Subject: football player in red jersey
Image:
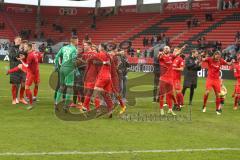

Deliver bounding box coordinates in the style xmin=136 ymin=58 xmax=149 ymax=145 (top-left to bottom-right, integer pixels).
xmin=32 ymin=43 xmax=43 ymax=101
xmin=108 ymin=46 xmax=126 ymax=114
xmin=18 ymin=43 xmax=40 ymax=110
xmin=172 ymin=47 xmax=185 ymax=110
xmin=201 ymin=51 xmax=232 ymax=115
xmin=79 ymin=42 xmax=101 ymax=111
xmin=232 ymin=54 xmax=240 ymax=110
xmin=93 ymin=43 xmax=114 ymax=116
xmin=158 ymin=46 xmax=176 ymax=116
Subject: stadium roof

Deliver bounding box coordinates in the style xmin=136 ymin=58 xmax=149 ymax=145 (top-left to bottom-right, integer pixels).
xmin=5 ymin=0 xmax=187 ymax=7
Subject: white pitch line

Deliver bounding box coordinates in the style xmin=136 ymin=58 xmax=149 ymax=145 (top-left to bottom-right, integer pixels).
xmin=0 ymin=148 xmax=240 ymax=156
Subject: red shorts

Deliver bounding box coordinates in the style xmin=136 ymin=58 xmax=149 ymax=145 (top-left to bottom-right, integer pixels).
xmin=159 ymin=78 xmax=173 ymax=95
xmin=26 ymin=72 xmax=40 ymax=86
xmin=84 ymin=82 xmax=95 ymax=90
xmin=95 ymin=77 xmax=112 ymax=93
xmin=173 ymin=79 xmax=182 ymax=91
xmin=206 ymin=79 xmax=220 ymax=93
xmin=235 ymin=82 xmax=240 ymax=94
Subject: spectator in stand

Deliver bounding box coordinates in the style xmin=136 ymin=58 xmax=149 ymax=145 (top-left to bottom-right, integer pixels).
xmin=149 ymin=49 xmax=154 ymax=58
xmin=157 ymin=34 xmax=162 ymax=42
xmin=144 ymin=50 xmax=148 ymax=58
xmin=187 ymin=19 xmax=191 ymax=29
xmin=83 ymin=34 xmax=91 ymax=43
xmin=151 ymin=36 xmax=154 ymax=46
xmin=136 ymin=48 xmax=141 ymax=58
xmin=197 ymin=37 xmax=206 ymax=50
xmin=153 ymin=35 xmax=158 ymax=46
xmin=192 ymin=17 xmax=199 ymax=27
xmin=128 ymin=46 xmax=135 ymax=57
xmin=216 ymin=41 xmax=222 ymax=50
xmin=0 ymin=22 xmax=5 ymax=30
xmin=232 ymin=0 xmax=236 ymax=8
xmin=71 ymin=28 xmax=77 ymax=36
xmin=222 ymin=40 xmax=240 ymax=59
xmin=40 ymin=32 xmax=45 ymax=39
xmin=225 ymin=1 xmax=229 ymax=9
xmin=165 ymin=37 xmax=170 ymax=46
xmin=53 ymin=24 xmax=63 ymax=33
xmin=206 ymin=13 xmax=213 ymax=21
xmin=143 ymin=37 xmax=147 ymax=47
xmin=38 ymin=43 xmax=45 ymax=52
xmin=19 ymin=29 xmax=31 ymax=39
xmin=146 ymin=37 xmax=149 ymax=46
xmin=235 ymin=31 xmax=240 ymax=41
xmin=91 ymin=14 xmax=96 ymax=30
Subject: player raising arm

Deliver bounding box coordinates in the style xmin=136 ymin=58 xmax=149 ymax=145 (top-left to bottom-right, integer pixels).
xmin=201 ymin=51 xmax=233 ymax=115
xmin=172 ymin=45 xmax=187 ymax=110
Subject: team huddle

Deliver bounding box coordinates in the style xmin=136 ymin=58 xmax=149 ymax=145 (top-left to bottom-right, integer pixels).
xmin=7 ymin=35 xmax=240 ymax=116
xmin=54 ymin=36 xmax=127 ymax=117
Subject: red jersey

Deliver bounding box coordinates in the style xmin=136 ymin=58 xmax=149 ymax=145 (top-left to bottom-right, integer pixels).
xmin=82 ymin=51 xmax=94 ymax=61
xmin=95 ymin=51 xmax=111 ymax=79
xmin=83 ymin=52 xmax=100 ymax=84
xmin=159 ymin=54 xmax=174 ymax=79
xmin=34 ymin=51 xmax=43 ymax=63
xmin=27 ymin=51 xmax=39 ymax=75
xmin=204 ymin=57 xmax=227 ymax=80
xmin=172 ymin=56 xmax=184 ymax=80
xmin=233 ymin=62 xmax=240 ymax=82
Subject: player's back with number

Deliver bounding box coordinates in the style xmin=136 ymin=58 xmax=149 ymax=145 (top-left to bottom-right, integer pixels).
xmin=55 ymin=45 xmax=77 ymax=68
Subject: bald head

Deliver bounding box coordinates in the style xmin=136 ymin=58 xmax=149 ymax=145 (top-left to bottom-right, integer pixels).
xmin=163 ymin=46 xmax=170 ymax=54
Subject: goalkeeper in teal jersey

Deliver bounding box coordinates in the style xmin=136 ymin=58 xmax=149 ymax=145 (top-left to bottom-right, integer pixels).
xmin=54 ymin=36 xmax=78 ymax=108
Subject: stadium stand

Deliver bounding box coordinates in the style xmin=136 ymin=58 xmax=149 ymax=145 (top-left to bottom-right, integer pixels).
xmin=0 ymin=4 xmax=240 ymax=55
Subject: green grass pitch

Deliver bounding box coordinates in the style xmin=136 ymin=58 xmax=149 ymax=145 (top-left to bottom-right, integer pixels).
xmin=0 ymin=61 xmax=240 ymax=160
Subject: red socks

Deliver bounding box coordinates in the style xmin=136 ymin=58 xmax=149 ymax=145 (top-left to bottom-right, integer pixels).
xmin=203 ymin=94 xmax=209 ymax=107
xmin=26 ymin=89 xmax=33 ymax=105
xmin=166 ymin=93 xmax=173 ymax=109
xmin=216 ymin=97 xmax=220 ymax=110
xmin=176 ymin=93 xmax=184 ymax=105
xmin=83 ymin=96 xmax=91 ymax=111
xmin=94 ymin=97 xmax=100 ymax=109
xmin=33 ymin=85 xmax=38 ymax=97
xmin=171 ymin=94 xmax=177 ymax=105
xmin=102 ymin=93 xmax=113 ymax=111
xmin=11 ymin=84 xmax=17 ymax=100
xmin=8 ymin=67 xmax=20 ymax=74
xmin=234 ymin=96 xmax=238 ymax=107
xmin=20 ymin=87 xmax=25 ymax=99
xmin=234 ymin=95 xmax=240 ymax=108
xmin=159 ymin=95 xmax=164 ymax=109
xmin=116 ymin=95 xmax=125 ymax=108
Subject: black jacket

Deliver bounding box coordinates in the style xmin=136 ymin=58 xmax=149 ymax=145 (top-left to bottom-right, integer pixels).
xmin=183 ymin=56 xmax=201 ymax=88
xmin=9 ymin=45 xmax=21 ymax=69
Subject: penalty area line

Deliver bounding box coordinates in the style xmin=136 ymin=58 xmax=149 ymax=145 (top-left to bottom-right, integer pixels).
xmin=0 ymin=148 xmax=240 ymax=156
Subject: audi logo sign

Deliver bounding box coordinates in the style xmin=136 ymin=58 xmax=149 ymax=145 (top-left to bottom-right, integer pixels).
xmin=165 ymin=2 xmax=189 ymax=10
xmin=59 ymin=8 xmax=77 ymax=15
